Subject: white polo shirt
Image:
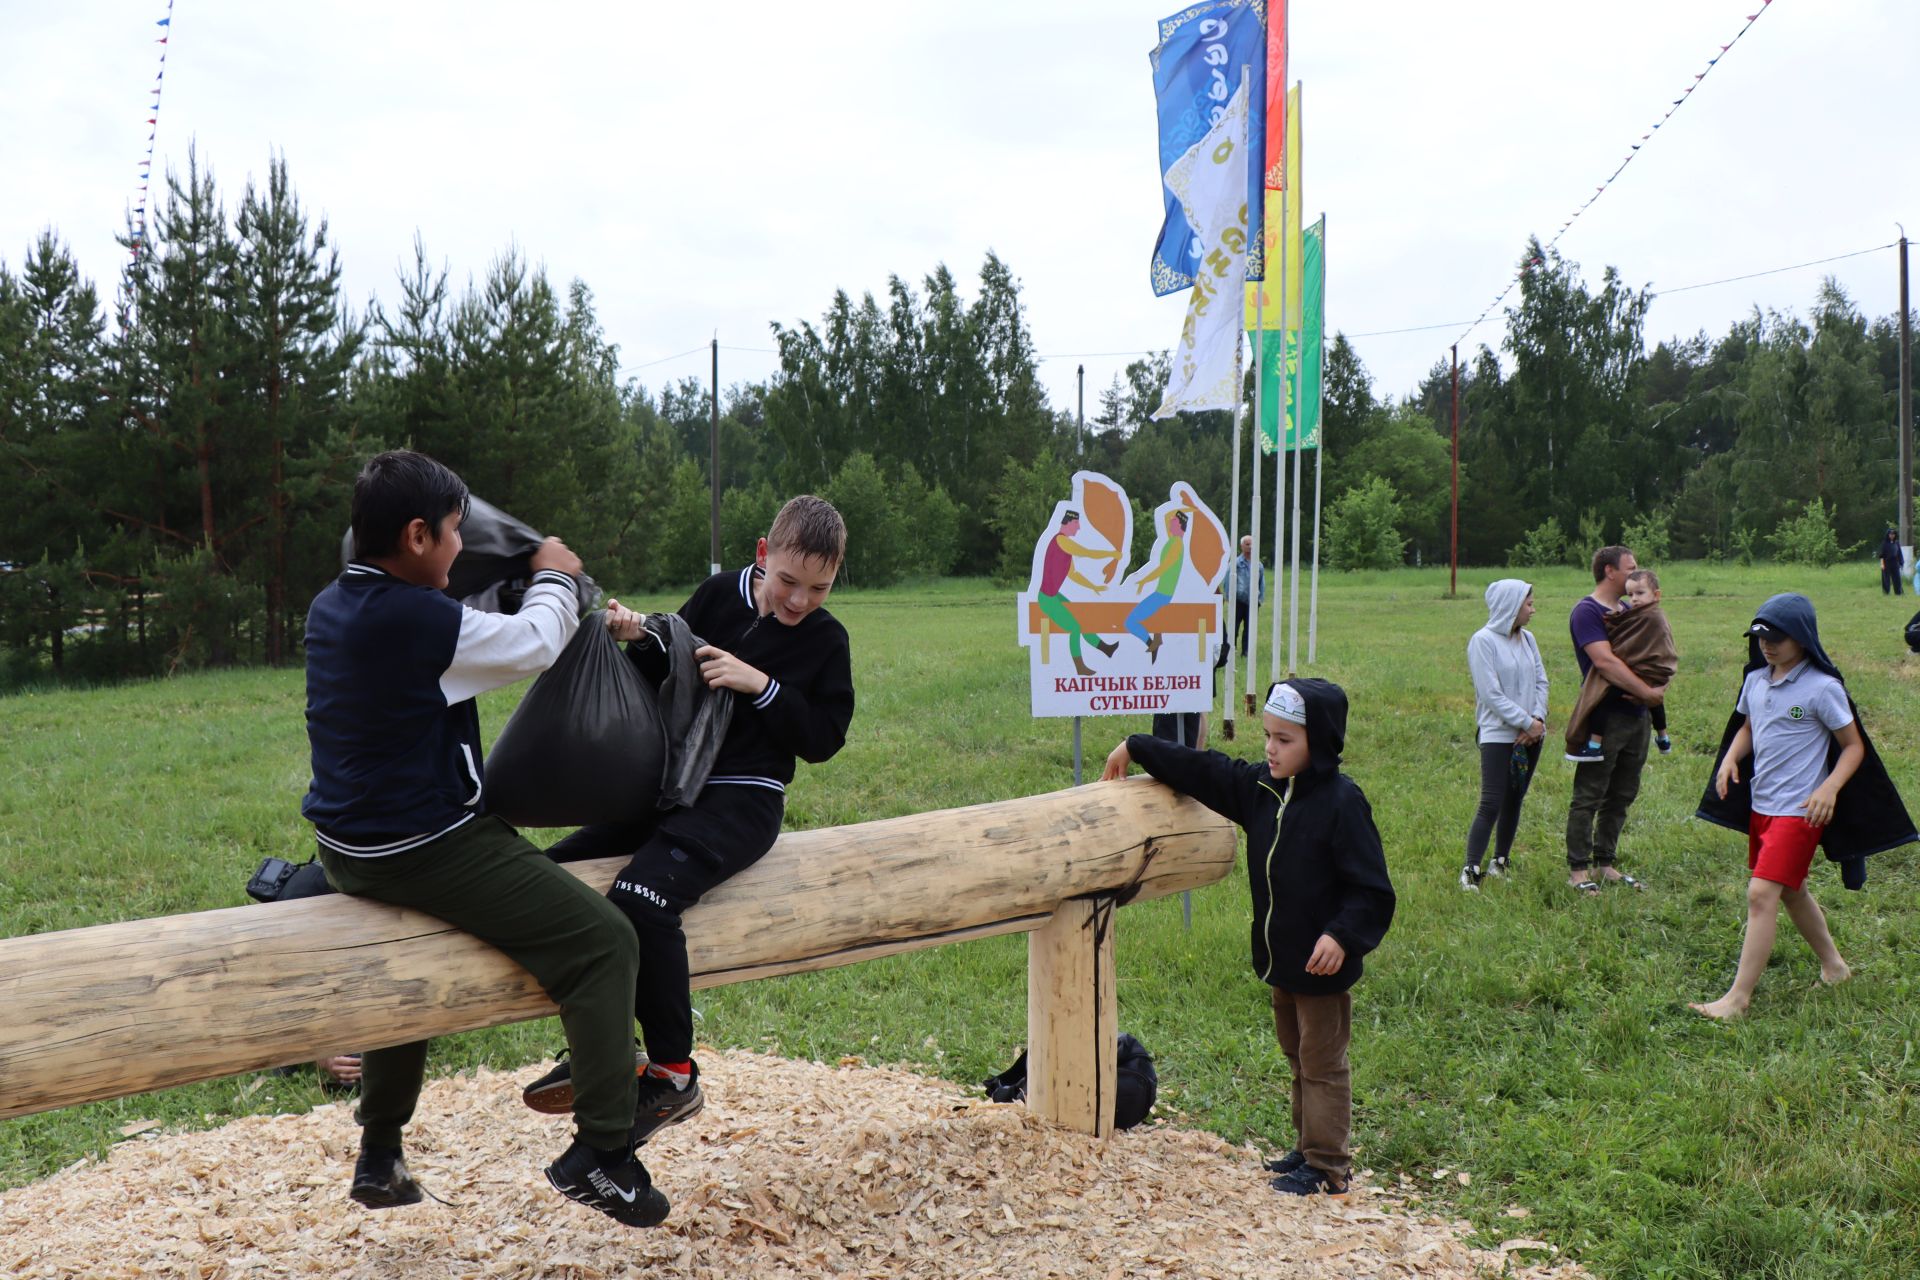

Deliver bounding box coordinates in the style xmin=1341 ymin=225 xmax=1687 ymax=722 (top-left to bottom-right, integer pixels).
xmin=1737 ymin=659 xmax=1853 ymax=818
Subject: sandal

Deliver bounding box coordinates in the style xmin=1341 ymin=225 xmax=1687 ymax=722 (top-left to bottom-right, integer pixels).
xmin=1570 ymin=879 xmax=1601 ymax=895
xmin=1615 ymin=873 xmax=1645 ymax=890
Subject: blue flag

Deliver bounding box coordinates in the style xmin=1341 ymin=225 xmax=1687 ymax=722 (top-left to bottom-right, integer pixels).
xmin=1149 ymin=0 xmax=1265 ymax=296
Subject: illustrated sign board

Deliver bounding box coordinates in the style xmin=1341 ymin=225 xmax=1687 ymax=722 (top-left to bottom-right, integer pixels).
xmin=1015 ymin=471 xmax=1227 ymax=718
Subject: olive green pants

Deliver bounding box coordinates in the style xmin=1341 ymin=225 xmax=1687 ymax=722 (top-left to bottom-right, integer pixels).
xmin=318 ymin=816 xmax=639 ymax=1150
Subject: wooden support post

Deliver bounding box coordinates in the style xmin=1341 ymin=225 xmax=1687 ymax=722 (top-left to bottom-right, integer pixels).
xmin=1025 ymin=895 xmax=1117 ymax=1136
xmin=1039 ymin=612 xmax=1052 ymax=664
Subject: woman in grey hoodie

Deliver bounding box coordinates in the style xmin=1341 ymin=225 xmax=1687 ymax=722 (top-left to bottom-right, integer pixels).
xmin=1463 ymin=579 xmax=1550 ymax=888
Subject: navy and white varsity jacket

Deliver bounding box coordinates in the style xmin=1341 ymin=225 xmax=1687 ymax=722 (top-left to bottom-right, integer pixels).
xmin=301 ymin=562 xmax=580 ymax=857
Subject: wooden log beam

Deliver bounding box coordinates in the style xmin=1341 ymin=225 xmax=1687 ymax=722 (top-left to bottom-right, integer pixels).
xmin=0 ymin=777 xmax=1233 ymax=1122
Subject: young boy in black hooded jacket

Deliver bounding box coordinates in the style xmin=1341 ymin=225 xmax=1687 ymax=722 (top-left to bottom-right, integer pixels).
xmin=1103 ymin=677 xmax=1395 ymax=1195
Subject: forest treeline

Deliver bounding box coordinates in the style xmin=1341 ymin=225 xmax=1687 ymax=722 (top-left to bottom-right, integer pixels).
xmin=1 ymin=151 xmax=1911 ymax=680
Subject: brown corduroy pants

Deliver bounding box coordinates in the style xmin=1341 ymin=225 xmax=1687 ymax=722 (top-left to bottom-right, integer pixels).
xmin=1269 ymin=986 xmax=1353 ymax=1182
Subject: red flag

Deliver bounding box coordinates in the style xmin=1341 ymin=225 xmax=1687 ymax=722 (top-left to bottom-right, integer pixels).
xmin=1263 ymin=1 xmax=1286 ymax=189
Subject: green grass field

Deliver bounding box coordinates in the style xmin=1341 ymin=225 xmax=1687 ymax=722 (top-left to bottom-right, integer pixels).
xmin=3 ymin=565 xmax=1918 ymax=1279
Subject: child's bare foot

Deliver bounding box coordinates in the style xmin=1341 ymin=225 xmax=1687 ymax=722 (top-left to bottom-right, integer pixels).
xmin=1819 ymin=960 xmax=1852 ymax=986
xmin=1688 ymin=994 xmax=1749 ymax=1020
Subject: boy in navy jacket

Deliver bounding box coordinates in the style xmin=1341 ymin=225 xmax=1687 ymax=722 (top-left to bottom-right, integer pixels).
xmin=1103 ymin=678 xmax=1395 ymax=1195
xmin=305 ymin=450 xmax=665 ymax=1228
xmin=526 ymin=496 xmax=855 ymax=1144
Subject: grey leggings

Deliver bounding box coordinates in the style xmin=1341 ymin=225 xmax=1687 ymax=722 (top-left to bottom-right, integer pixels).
xmin=1465 ymin=740 xmax=1541 ymax=870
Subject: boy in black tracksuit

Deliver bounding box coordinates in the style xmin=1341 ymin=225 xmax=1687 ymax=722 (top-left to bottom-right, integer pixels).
xmin=528 ymin=496 xmax=855 ymax=1143
xmin=1103 ymin=677 xmax=1395 ymax=1195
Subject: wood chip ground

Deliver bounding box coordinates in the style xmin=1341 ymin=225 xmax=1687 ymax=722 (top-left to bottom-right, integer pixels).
xmin=0 ymin=1050 xmax=1589 ymax=1279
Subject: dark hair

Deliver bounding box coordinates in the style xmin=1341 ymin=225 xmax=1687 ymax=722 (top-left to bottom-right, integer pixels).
xmin=1590 ymin=545 xmax=1633 ymax=583
xmin=351 ymin=450 xmax=470 ymax=560
xmin=767 ymin=494 xmax=846 ymax=566
xmin=1626 ymin=567 xmax=1659 ymax=591
xmin=1171 ymin=510 xmax=1190 ymax=531
xmin=1061 ymin=510 xmax=1081 ymax=525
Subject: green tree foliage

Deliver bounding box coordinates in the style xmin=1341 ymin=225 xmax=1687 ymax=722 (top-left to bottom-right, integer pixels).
xmin=1768 ymin=498 xmax=1855 ymax=567
xmin=1507 ymin=517 xmax=1570 ymax=569
xmin=7 ymin=153 xmax=1918 ymax=686
xmin=1324 ymin=477 xmax=1405 ymax=571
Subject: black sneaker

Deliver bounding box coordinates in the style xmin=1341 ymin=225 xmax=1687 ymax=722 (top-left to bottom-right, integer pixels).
xmin=1656 ymin=735 xmax=1673 ymax=755
xmin=1488 ymin=856 xmax=1510 ymax=879
xmin=522 ymin=1046 xmax=650 ymax=1115
xmin=1261 ymin=1149 xmax=1306 ymax=1176
xmin=544 ymin=1140 xmax=670 ymax=1228
xmin=1460 ymin=866 xmax=1482 ymax=891
xmin=350 ymin=1146 xmax=423 ymax=1209
xmin=1564 ymin=742 xmax=1605 ymax=763
xmin=630 ymin=1063 xmax=705 ymax=1147
xmin=1270 ymin=1163 xmax=1348 ymax=1196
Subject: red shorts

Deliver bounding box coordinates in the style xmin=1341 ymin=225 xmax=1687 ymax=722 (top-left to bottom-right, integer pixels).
xmin=1747 ymin=813 xmax=1824 ymax=890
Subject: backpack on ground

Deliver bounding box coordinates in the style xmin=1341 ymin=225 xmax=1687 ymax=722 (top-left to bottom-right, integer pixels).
xmin=980 ymin=1032 xmax=1159 ymax=1129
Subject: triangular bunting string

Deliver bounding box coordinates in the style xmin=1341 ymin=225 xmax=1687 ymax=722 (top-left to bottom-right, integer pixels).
xmin=1449 ymin=0 xmax=1777 ymax=347
xmin=128 ymin=0 xmax=176 ymax=269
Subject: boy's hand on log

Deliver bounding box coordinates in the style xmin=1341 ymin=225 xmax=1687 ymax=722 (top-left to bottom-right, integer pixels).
xmin=1100 ymin=742 xmax=1131 ymax=781
xmin=604 ymin=599 xmax=646 ymax=642
xmin=530 ymin=536 xmax=582 ymax=578
xmin=695 ymin=644 xmax=769 ymax=696
xmin=1304 ymin=933 xmax=1346 ymax=976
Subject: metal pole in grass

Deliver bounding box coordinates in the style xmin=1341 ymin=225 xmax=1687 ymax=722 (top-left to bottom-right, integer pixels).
xmin=1073 ymin=717 xmax=1082 ymax=786
xmin=710 ymin=337 xmax=722 ymax=576
xmin=1449 ymin=342 xmax=1460 ymax=599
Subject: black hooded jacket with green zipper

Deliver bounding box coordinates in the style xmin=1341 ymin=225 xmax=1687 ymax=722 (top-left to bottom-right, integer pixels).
xmin=1125 ymin=678 xmax=1395 ymax=996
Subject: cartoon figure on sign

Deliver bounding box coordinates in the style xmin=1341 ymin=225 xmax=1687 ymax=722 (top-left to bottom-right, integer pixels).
xmin=1017 ymin=473 xmax=1227 ymax=719
xmin=1036 ymin=509 xmax=1124 ymax=676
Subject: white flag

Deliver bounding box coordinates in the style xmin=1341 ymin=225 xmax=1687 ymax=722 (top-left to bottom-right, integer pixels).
xmin=1152 ymin=79 xmax=1251 ymax=420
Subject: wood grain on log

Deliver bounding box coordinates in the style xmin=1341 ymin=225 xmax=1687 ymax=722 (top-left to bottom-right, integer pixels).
xmin=0 ymin=777 xmax=1232 ymax=1121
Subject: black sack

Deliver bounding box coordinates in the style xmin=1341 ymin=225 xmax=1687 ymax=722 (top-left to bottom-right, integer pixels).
xmin=339 ymin=494 xmax=598 ymax=614
xmin=1904 ymin=607 xmax=1920 ymax=654
xmin=483 ymin=613 xmax=667 ymax=827
xmin=980 ymin=1032 xmax=1159 ymax=1129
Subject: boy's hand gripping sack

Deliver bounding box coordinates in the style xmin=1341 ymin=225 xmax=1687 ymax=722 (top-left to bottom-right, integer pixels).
xmin=484 ymin=613 xmax=667 ymax=826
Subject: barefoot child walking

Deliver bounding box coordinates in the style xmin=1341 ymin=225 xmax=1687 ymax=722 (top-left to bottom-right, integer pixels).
xmin=1691 ymin=593 xmax=1916 ymax=1018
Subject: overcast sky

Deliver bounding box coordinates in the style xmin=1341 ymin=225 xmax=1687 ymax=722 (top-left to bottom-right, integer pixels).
xmin=5 ymin=0 xmax=1915 ymax=422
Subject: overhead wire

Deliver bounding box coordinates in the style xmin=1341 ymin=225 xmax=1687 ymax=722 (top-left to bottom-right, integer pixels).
xmin=1450 ymin=0 xmax=1780 ymax=346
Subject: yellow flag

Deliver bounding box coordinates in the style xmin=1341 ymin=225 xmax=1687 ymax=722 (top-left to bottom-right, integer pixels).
xmin=1244 ymin=84 xmax=1301 ymax=331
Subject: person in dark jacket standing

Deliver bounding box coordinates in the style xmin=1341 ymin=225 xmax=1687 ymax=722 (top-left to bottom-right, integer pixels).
xmin=1102 ymin=678 xmax=1395 ymax=1196
xmin=1877 ymin=529 xmax=1904 ymax=595
xmin=527 ymin=496 xmax=855 ymax=1146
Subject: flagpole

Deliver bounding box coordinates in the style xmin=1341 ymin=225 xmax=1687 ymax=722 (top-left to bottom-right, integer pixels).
xmin=1268 ymin=5 xmax=1289 ymax=689
xmin=1307 ymin=220 xmax=1327 ymax=664
xmin=1246 ymin=259 xmax=1264 ymax=714
xmin=1286 ymin=85 xmax=1305 ymax=677
xmin=1220 ymin=64 xmax=1253 ymax=741
xmin=1268 ymin=180 xmax=1287 ymax=688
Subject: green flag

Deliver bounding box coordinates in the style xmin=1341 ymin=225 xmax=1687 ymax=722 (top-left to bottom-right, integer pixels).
xmin=1298 ymin=215 xmax=1324 ymax=449
xmin=1248 ymin=214 xmax=1324 ymax=451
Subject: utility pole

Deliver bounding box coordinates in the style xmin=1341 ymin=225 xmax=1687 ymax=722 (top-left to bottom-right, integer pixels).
xmin=1449 ymin=343 xmax=1460 ymax=599
xmin=1076 ymin=364 xmax=1085 ymax=456
xmin=710 ymin=337 xmax=721 ymax=575
xmin=1900 ymin=230 xmax=1913 ymax=572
